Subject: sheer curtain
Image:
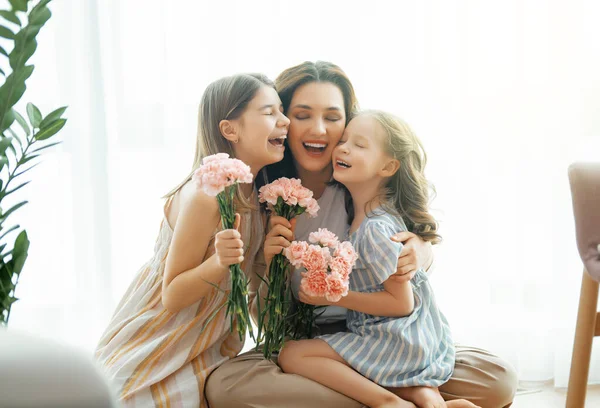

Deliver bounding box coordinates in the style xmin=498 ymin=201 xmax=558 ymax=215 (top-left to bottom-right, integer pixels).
xmin=8 ymin=0 xmax=600 ymax=388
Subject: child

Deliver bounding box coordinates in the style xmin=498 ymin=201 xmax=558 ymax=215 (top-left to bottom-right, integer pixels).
xmin=95 ymin=73 xmax=290 ymax=407
xmin=278 ymin=111 xmax=478 ymax=408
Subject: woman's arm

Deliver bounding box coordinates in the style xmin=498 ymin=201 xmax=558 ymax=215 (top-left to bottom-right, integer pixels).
xmin=390 ymin=231 xmax=434 ymax=282
xmin=162 ymin=184 xmax=244 ymax=314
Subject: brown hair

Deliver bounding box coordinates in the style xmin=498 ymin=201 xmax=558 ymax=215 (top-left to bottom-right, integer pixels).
xmin=262 ymin=61 xmax=358 ymax=183
xmin=165 ymin=73 xmax=274 ymax=208
xmin=358 ymin=110 xmax=441 ymax=244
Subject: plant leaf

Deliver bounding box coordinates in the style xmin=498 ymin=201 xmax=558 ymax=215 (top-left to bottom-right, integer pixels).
xmin=14 ymin=162 xmax=39 ymax=178
xmin=0 ymin=67 xmax=4 ymax=77
xmin=11 ymin=230 xmax=29 ymax=275
xmin=0 ymin=10 xmax=21 ymax=27
xmin=26 ymin=103 xmax=41 ymax=128
xmin=0 ymin=45 xmax=7 ymax=57
xmin=5 ymin=180 xmax=30 ymax=196
xmin=0 ymin=136 xmax=12 ymax=156
xmin=35 ymin=118 xmax=65 ymax=140
xmin=1 ymin=200 xmax=27 ymax=222
xmin=0 ymin=156 xmax=8 ymax=173
xmin=0 ymin=108 xmax=15 ymax=133
xmin=13 ymin=109 xmax=29 ymax=137
xmin=31 ymin=140 xmax=60 ymax=154
xmin=20 ymin=153 xmax=39 ymax=165
xmin=8 ymin=0 xmax=27 ymax=12
xmin=39 ymin=106 xmax=67 ymax=129
xmin=0 ymin=225 xmax=19 ymax=241
xmin=0 ymin=25 xmax=14 ymax=39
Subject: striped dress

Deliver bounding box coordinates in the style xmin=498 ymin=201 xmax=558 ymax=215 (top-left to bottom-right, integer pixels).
xmin=320 ymin=211 xmax=455 ymax=388
xmin=95 ymin=194 xmax=264 ymax=407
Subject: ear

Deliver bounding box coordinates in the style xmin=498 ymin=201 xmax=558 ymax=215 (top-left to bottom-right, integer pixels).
xmin=379 ymin=158 xmax=400 ymax=178
xmin=219 ymin=119 xmax=240 ymax=143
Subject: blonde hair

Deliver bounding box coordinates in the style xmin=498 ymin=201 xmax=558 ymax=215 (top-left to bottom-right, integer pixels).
xmin=165 ymin=73 xmax=274 ymax=208
xmin=361 ymin=110 xmax=441 ymax=244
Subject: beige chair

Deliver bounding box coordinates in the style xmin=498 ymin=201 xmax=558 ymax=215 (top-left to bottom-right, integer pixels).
xmin=566 ymin=162 xmax=600 ymax=408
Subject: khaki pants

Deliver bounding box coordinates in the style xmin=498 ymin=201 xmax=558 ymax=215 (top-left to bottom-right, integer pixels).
xmin=205 ymin=342 xmax=517 ymax=408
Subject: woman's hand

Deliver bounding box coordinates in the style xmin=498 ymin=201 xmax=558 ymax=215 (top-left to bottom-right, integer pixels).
xmin=298 ymin=288 xmax=331 ymax=307
xmin=214 ymin=213 xmax=244 ymax=268
xmin=389 ymin=231 xmax=433 ymax=282
xmin=264 ymin=215 xmax=296 ymax=267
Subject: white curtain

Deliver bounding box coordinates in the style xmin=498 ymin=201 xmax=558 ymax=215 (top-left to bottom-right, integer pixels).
xmin=7 ymin=0 xmax=600 ymax=388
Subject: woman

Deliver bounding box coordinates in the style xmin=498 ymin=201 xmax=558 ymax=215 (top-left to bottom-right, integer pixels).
xmin=205 ymin=61 xmax=517 ymax=408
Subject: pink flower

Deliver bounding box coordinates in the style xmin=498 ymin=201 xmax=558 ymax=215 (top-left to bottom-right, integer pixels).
xmin=193 ymin=154 xmax=253 ymax=196
xmin=309 ymin=228 xmax=340 ymax=248
xmin=284 ymin=241 xmax=309 ymax=268
xmin=329 ymin=256 xmax=352 ymax=280
xmin=258 ymin=177 xmax=319 ymax=218
xmin=300 ymin=270 xmax=328 ymax=297
xmin=334 ymin=241 xmax=359 ymax=265
xmin=302 ymin=244 xmax=331 ymax=273
xmin=303 ymin=199 xmax=320 ymax=217
xmin=325 ymin=273 xmax=349 ymax=302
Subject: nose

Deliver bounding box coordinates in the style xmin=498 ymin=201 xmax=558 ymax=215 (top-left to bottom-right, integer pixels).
xmin=278 ymin=112 xmax=290 ymax=128
xmin=337 ymin=142 xmax=349 ymax=154
xmin=312 ymin=119 xmax=326 ymax=136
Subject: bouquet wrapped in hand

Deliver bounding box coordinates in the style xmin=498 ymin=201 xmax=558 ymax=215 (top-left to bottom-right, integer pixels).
xmin=256 ymin=177 xmax=319 ymax=358
xmin=285 ymin=228 xmax=359 ymax=339
xmin=193 ymin=153 xmax=254 ymax=341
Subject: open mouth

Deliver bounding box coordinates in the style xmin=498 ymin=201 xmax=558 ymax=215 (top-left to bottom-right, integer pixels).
xmin=335 ymin=159 xmax=351 ymax=168
xmin=268 ymin=135 xmax=286 ymax=147
xmin=303 ymin=141 xmax=328 ymax=154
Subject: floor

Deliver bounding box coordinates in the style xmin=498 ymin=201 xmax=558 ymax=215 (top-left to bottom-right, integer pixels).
xmin=512 ymin=383 xmax=600 ymax=407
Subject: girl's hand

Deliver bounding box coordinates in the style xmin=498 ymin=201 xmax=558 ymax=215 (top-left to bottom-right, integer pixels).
xmin=214 ymin=213 xmax=244 ymax=268
xmin=298 ymin=288 xmax=331 ymax=306
xmin=389 ymin=231 xmax=433 ymax=282
xmin=264 ymin=215 xmax=296 ymax=267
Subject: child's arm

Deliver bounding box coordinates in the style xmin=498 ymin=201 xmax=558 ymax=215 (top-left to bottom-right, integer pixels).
xmin=302 ymin=278 xmax=414 ymax=318
xmin=162 ymin=185 xmax=243 ymax=314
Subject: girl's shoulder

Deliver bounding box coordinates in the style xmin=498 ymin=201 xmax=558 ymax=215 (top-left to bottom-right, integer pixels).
xmin=363 ymin=210 xmax=407 ymax=235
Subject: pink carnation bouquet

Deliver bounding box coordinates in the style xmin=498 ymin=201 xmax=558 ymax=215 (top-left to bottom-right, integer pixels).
xmin=256 ymin=177 xmax=319 ymax=359
xmin=192 ymin=153 xmax=254 ymax=341
xmin=285 ymin=229 xmax=358 ymax=339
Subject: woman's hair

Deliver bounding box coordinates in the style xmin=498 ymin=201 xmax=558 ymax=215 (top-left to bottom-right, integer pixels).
xmin=262 ymin=61 xmax=359 ymax=183
xmin=165 ymin=73 xmax=274 ymax=208
xmin=355 ymin=110 xmax=441 ymax=244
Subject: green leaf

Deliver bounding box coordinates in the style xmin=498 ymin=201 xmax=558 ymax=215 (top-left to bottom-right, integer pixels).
xmin=0 ymin=136 xmax=12 ymax=155
xmin=1 ymin=295 xmax=18 ymax=309
xmin=26 ymin=102 xmax=41 ymax=128
xmin=0 ymin=108 xmax=15 ymax=133
xmin=0 ymin=156 xmax=8 ymax=173
xmin=14 ymin=162 xmax=38 ymax=178
xmin=1 ymin=200 xmax=27 ymax=223
xmin=11 ymin=230 xmax=29 ymax=275
xmin=31 ymin=140 xmax=60 ymax=154
xmin=5 ymin=181 xmax=29 ymax=196
xmin=8 ymin=0 xmax=27 ymax=12
xmin=0 ymin=67 xmax=4 ymax=77
xmin=39 ymin=106 xmax=67 ymax=129
xmin=13 ymin=110 xmax=30 ymax=136
xmin=9 ymin=37 xmax=36 ymax=70
xmin=0 ymin=25 xmax=14 ymax=39
xmin=0 ymin=10 xmax=21 ymax=26
xmin=0 ymin=225 xmax=19 ymax=241
xmin=20 ymin=153 xmax=38 ymax=165
xmin=0 ymin=45 xmax=7 ymax=57
xmin=28 ymin=3 xmax=51 ymax=28
xmin=34 ymin=118 xmax=65 ymax=140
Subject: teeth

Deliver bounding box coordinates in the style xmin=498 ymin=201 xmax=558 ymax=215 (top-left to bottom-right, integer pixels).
xmin=270 ymin=135 xmax=287 ymax=140
xmin=336 ymin=160 xmax=351 ymax=167
xmin=304 ymin=142 xmax=327 ymax=148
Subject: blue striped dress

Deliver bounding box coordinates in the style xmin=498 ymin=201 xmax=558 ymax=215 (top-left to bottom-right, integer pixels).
xmin=319 ymin=211 xmax=455 ymax=388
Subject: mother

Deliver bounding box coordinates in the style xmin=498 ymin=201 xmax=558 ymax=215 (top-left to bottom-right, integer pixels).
xmin=205 ymin=61 xmax=517 ymax=408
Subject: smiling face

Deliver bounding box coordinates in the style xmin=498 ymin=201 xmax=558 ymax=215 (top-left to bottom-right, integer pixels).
xmin=332 ymin=114 xmax=395 ymax=187
xmin=230 ymin=86 xmax=290 ymax=172
xmin=285 ymin=82 xmax=347 ymax=175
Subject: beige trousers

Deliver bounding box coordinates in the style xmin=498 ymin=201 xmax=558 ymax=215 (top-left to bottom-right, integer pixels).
xmin=205 ymin=343 xmax=517 ymax=408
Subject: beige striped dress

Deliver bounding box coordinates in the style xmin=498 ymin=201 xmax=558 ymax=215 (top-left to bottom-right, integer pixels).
xmin=95 ymin=195 xmax=264 ymax=407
